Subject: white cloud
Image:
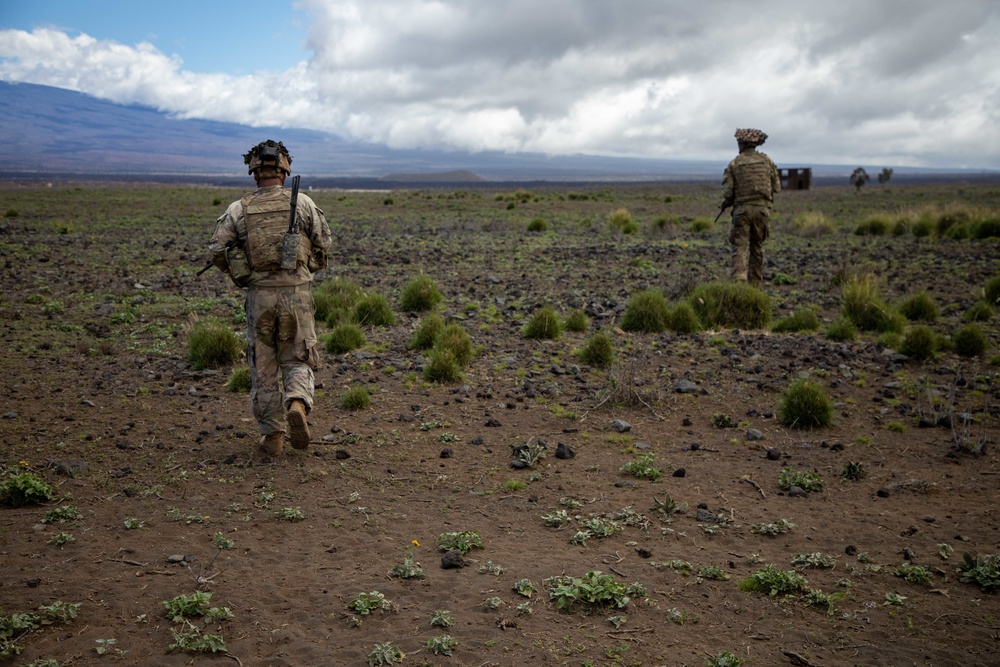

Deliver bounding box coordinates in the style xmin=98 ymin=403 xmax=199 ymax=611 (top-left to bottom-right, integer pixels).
xmin=2 ymin=0 xmax=1000 ymax=168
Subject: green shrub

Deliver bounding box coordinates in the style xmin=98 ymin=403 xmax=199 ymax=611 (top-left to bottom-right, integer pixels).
xmin=352 ymin=292 xmax=395 ymax=327
xmin=898 ymin=291 xmax=939 ymax=322
xmin=965 ymin=301 xmax=994 ymax=322
xmin=424 ymin=348 xmax=462 ymax=383
xmin=186 ymin=319 xmax=243 ymax=370
xmin=687 ymin=281 xmax=771 ymax=330
xmin=738 ymin=564 xmax=808 ymax=597
xmin=325 ymin=322 xmax=366 ymax=354
xmin=791 ymin=211 xmax=834 ymax=237
xmin=985 ymin=276 xmax=1000 ymax=305
xmin=824 ymin=318 xmax=857 ymax=342
xmin=944 ymin=224 xmax=970 ymax=240
xmin=523 ymin=307 xmax=561 ymax=340
xmin=840 ymin=274 xmax=905 ymax=333
xmin=689 ymin=217 xmax=715 ymax=233
xmin=890 ymin=218 xmax=911 ymax=236
xmin=527 ymin=217 xmax=548 ymax=232
xmin=0 ymin=472 xmax=55 ymax=507
xmin=437 ymin=323 xmax=474 ymax=366
xmin=771 ymin=309 xmax=820 ymax=333
xmin=899 ymin=325 xmax=938 ymax=360
xmin=653 ymin=214 xmax=682 ymax=232
xmin=778 ymin=379 xmax=834 ymax=430
xmin=563 ymin=309 xmax=590 ymax=333
xmin=409 ymin=314 xmax=445 ymax=350
xmin=877 ymin=332 xmax=904 ymax=350
xmin=854 ymin=215 xmax=890 ymax=236
xmin=578 ymin=332 xmax=614 ymax=368
xmin=911 ymin=218 xmax=934 ymax=237
xmin=668 ymin=301 xmax=702 ymax=334
xmin=341 ymin=385 xmax=371 ymax=410
xmin=953 ymin=323 xmax=988 ymax=357
xmin=226 ymin=365 xmax=251 ymax=393
xmin=620 ymin=289 xmax=669 ymax=333
xmin=399 ymin=275 xmax=442 ymax=313
xmin=778 ymin=467 xmax=824 ymax=492
xmin=608 ymin=208 xmax=634 ymax=233
xmin=973 ymin=218 xmax=1000 ymax=239
xmin=314 ymin=278 xmax=363 ymax=324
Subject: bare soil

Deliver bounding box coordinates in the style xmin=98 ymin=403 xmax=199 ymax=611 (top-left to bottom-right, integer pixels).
xmin=1 ymin=180 xmax=999 ymax=667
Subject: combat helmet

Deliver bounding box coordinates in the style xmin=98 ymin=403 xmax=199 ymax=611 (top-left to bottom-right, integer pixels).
xmin=735 ymin=128 xmax=767 ymax=148
xmin=243 ymin=140 xmax=292 ymax=176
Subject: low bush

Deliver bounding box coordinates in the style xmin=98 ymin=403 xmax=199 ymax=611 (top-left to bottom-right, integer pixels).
xmin=325 ymin=322 xmax=366 ymax=354
xmin=0 ymin=472 xmax=55 ymax=507
xmin=973 ymin=217 xmax=1000 ymax=239
xmin=341 ymin=385 xmax=371 ymax=411
xmin=187 ymin=319 xmax=243 ymax=370
xmin=563 ymin=308 xmax=590 ymax=333
xmin=985 ymin=276 xmax=1000 ymax=305
xmin=779 ymin=379 xmax=834 ymax=430
xmin=854 ymin=215 xmax=890 ymax=236
xmin=352 ymin=292 xmax=395 ymax=327
xmin=689 ymin=217 xmax=715 ymax=233
xmin=898 ymin=291 xmax=939 ymax=322
xmin=899 ymin=325 xmax=938 ymax=360
xmin=621 ymin=289 xmax=669 ymax=333
xmin=523 ymin=307 xmax=561 ymax=340
xmin=965 ymin=301 xmax=994 ymax=322
xmin=840 ymin=274 xmax=905 ymax=333
xmin=424 ymin=348 xmax=462 ymax=383
xmin=825 ymin=318 xmax=857 ymax=342
xmin=791 ymin=211 xmax=835 ymax=237
xmin=608 ymin=208 xmax=634 ymax=233
xmin=409 ymin=314 xmax=445 ymax=350
xmin=687 ymin=281 xmax=771 ymax=330
xmin=314 ymin=278 xmax=363 ymax=324
xmin=226 ymin=365 xmax=251 ymax=393
xmin=772 ymin=309 xmax=820 ymax=333
xmin=437 ymin=323 xmax=474 ymax=366
xmin=527 ymin=217 xmax=548 ymax=232
xmin=668 ymin=301 xmax=701 ymax=334
xmin=399 ymin=275 xmax=442 ymax=313
xmin=578 ymin=332 xmax=614 ymax=368
xmin=953 ymin=323 xmax=988 ymax=357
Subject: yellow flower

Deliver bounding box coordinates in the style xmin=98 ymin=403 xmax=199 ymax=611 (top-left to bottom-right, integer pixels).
xmin=411 ymin=540 xmax=420 ymax=547
xmin=19 ymin=460 xmax=30 ymax=467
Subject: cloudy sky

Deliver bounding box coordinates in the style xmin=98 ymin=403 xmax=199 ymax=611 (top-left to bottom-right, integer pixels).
xmin=2 ymin=1 xmax=999 ymax=169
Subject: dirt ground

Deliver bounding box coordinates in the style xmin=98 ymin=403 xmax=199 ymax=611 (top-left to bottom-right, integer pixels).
xmin=1 ymin=180 xmax=999 ymax=667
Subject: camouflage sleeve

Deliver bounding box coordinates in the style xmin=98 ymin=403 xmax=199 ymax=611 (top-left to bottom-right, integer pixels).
xmin=301 ymin=195 xmax=332 ymax=253
xmin=769 ymin=156 xmax=782 ymax=194
xmin=208 ymin=202 xmax=240 ymax=272
xmin=721 ymin=161 xmax=736 ymax=208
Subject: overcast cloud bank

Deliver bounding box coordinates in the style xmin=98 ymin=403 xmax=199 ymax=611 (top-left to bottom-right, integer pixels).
xmin=2 ymin=1 xmax=998 ymax=169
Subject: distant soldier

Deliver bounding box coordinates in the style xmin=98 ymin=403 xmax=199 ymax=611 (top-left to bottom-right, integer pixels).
xmin=721 ymin=128 xmax=781 ymax=287
xmin=208 ymin=140 xmax=332 ymax=456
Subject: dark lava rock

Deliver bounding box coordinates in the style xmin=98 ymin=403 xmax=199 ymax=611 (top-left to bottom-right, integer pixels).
xmin=675 ymin=379 xmax=699 ymax=394
xmin=335 ymin=450 xmax=351 ymax=460
xmin=745 ymin=428 xmax=764 ymax=441
xmin=672 ymin=468 xmax=686 ymax=478
xmin=555 ymin=442 xmax=575 ymax=459
xmin=441 ymin=550 xmax=466 ymax=569
xmin=788 ymin=485 xmax=808 ymax=498
xmin=766 ymin=448 xmax=782 ymax=461
xmin=611 ymin=419 xmax=631 ymax=433
xmin=877 ymin=488 xmax=890 ymax=498
xmin=682 ymin=417 xmax=693 ymax=426
xmin=485 ymin=418 xmax=502 ymax=427
xmin=636 ymin=547 xmax=652 ymax=559
xmin=845 ymin=545 xmax=857 ymax=556
xmin=695 ymin=508 xmax=715 ymax=522
xmin=440 ymin=448 xmax=453 ymax=459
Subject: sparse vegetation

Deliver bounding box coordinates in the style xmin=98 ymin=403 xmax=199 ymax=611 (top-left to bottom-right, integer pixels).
xmin=578 ymin=331 xmax=614 ymax=367
xmin=352 ymin=291 xmax=395 ymax=327
xmin=324 ymin=322 xmax=366 ymax=354
xmin=399 ymin=275 xmax=442 ymax=313
xmin=523 ymin=307 xmax=562 ymax=339
xmin=186 ymin=319 xmax=242 ymax=370
xmin=620 ymin=289 xmax=669 ymax=333
xmin=687 ymin=281 xmax=771 ymax=330
xmin=778 ymin=379 xmax=834 ymax=429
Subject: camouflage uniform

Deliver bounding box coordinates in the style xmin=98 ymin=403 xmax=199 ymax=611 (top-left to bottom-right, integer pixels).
xmin=209 ymin=145 xmax=332 ymax=445
xmin=721 ymin=129 xmax=781 ymax=286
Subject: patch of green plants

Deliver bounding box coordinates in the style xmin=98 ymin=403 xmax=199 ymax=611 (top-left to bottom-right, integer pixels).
xmin=349 ymin=591 xmax=390 ymax=616
xmin=399 ymin=274 xmax=442 ymax=312
xmin=513 ymin=578 xmax=536 ymax=597
xmin=541 ymin=509 xmax=570 ymax=527
xmin=436 ymin=322 xmax=474 ymax=366
xmin=854 ymin=215 xmax=890 ymax=235
xmin=564 ymin=308 xmax=589 ymax=332
xmin=965 ymin=301 xmax=994 ymax=322
xmin=778 ymin=379 xmax=834 ymax=429
xmin=389 ymin=551 xmax=425 ymax=579
xmin=409 ymin=313 xmax=444 ymax=350
xmin=547 ymin=571 xmax=631 ymax=610
xmin=668 ymin=301 xmax=702 ymax=333
xmin=792 ymin=552 xmax=836 ymax=569
xmin=429 ymin=609 xmax=454 ymax=627
xmin=953 ymin=323 xmax=988 ymax=357
xmin=167 ymin=629 xmax=227 ymax=654
xmin=778 ymin=467 xmax=824 ymax=493
xmin=711 ymin=412 xmax=735 ymax=428
xmin=608 ymin=207 xmax=636 ymax=234
xmin=738 ymin=563 xmax=808 ymax=597
xmin=352 ymin=291 xmax=395 ymax=327
xmin=1 ymin=601 xmax=80 ymax=658
xmin=771 ymin=308 xmax=820 ymax=333
xmin=274 ymin=507 xmax=305 ymax=522
xmin=686 ymin=280 xmax=771 ymax=330
xmin=899 ymin=325 xmax=938 ymax=360
xmin=620 ymin=453 xmax=663 ymax=481
xmin=841 ymin=461 xmax=867 ymax=481
xmin=435 ymin=530 xmax=483 ymax=554
xmin=186 ymin=318 xmax=242 ymax=370
xmin=751 ymin=518 xmax=795 ymax=536
xmin=314 ymin=277 xmax=363 ymax=324
xmin=898 ymin=291 xmax=939 ymax=322
xmin=367 ymin=641 xmax=404 ymax=666
xmin=707 ymin=651 xmax=744 ymax=667
xmin=225 ymin=364 xmax=251 ymax=392
xmin=840 ymin=273 xmax=905 ymax=333
xmin=49 ymin=532 xmax=75 ymax=546
xmin=341 ymin=384 xmax=372 ymax=411
xmin=212 ymin=532 xmax=235 ymax=550
xmin=513 ymin=440 xmax=548 ymax=467
xmin=324 ymin=322 xmax=366 ymax=354
xmin=423 ymin=347 xmax=462 ymax=383
xmin=620 ymin=289 xmax=669 ymax=333
xmin=0 ymin=471 xmax=55 ymax=507
xmin=578 ymin=331 xmax=614 ymax=367
xmin=523 ymin=306 xmax=562 ymax=339
xmin=42 ymin=505 xmax=80 ymax=524
xmin=697 ymin=565 xmax=730 ymax=581
xmin=425 ymin=634 xmax=458 ymax=656
xmin=527 ymin=217 xmax=548 ymax=232
xmin=825 ymin=317 xmax=857 ymax=342
xmin=895 ymin=562 xmax=933 ymax=585
xmin=957 ymin=553 xmax=1000 ymax=592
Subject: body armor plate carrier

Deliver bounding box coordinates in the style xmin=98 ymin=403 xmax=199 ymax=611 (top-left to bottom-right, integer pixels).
xmin=239 ymin=188 xmax=309 ymax=272
xmin=732 ymin=153 xmax=774 ymax=207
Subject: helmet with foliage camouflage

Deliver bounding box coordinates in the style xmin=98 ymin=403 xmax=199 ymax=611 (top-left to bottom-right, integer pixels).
xmin=735 ymin=128 xmax=768 ymax=147
xmin=243 ymin=140 xmax=292 ymax=176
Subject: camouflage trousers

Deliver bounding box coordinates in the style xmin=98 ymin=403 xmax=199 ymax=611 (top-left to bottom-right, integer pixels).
xmin=729 ymin=206 xmax=770 ymax=287
xmin=245 ymin=284 xmax=319 ymax=436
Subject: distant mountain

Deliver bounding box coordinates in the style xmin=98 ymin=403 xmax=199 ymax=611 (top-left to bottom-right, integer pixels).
xmin=0 ymin=81 xmax=729 ymax=183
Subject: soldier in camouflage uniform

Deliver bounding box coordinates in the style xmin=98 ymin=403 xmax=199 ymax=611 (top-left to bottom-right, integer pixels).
xmin=209 ymin=140 xmax=332 ymax=456
xmin=721 ymin=128 xmax=781 ymax=287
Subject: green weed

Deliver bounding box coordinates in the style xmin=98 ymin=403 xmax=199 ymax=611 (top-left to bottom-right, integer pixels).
xmin=778 ymin=379 xmax=834 ymax=429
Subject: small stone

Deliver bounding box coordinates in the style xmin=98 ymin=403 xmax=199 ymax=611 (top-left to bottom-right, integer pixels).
xmin=672 ymin=468 xmax=686 ymax=478
xmin=876 ymin=488 xmax=890 ymax=498
xmin=335 ymin=450 xmax=351 ymax=460
xmin=165 ymin=554 xmax=187 ymax=564
xmin=788 ymin=485 xmax=808 ymax=497
xmin=440 ymin=448 xmax=453 ymax=459
xmin=766 ymin=448 xmax=782 ymax=461
xmin=745 ymin=428 xmax=763 ymax=441
xmin=485 ymin=418 xmax=502 ymax=427
xmin=440 ymin=550 xmax=466 ymax=569
xmin=26 ymin=578 xmax=40 ymax=588
xmin=636 ymin=548 xmax=652 ymax=559
xmin=845 ymin=545 xmax=857 ymax=556
xmin=675 ymin=379 xmax=699 ymax=394
xmin=682 ymin=417 xmax=693 ymax=426
xmin=555 ymin=442 xmax=575 ymax=459
xmin=611 ymin=419 xmax=631 ymax=433
xmin=695 ymin=508 xmax=715 ymax=522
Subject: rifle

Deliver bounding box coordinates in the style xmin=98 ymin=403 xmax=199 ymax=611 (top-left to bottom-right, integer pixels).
xmin=196 ymin=238 xmax=239 ymax=276
xmin=280 ymin=175 xmax=302 ymax=270
xmin=714 ymin=204 xmax=731 ymax=224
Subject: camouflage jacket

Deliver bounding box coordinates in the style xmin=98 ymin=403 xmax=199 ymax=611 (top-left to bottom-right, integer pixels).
xmin=209 ymin=185 xmax=332 ymax=288
xmin=721 ymin=148 xmax=781 ymax=210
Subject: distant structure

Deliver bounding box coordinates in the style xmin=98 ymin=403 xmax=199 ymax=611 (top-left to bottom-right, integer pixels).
xmin=779 ymin=167 xmax=812 ymax=190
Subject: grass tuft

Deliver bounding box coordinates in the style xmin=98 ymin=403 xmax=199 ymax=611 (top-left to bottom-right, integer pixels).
xmin=778 ymin=379 xmax=834 ymax=430
xmin=578 ymin=332 xmax=614 ymax=368
xmin=325 ymin=322 xmax=366 ymax=354
xmin=186 ymin=319 xmax=243 ymax=370
xmin=620 ymin=289 xmax=669 ymax=333
xmin=399 ymin=275 xmax=442 ymax=313
xmin=352 ymin=292 xmax=395 ymax=327
xmin=687 ymin=281 xmax=771 ymax=330
xmin=523 ymin=307 xmax=562 ymax=340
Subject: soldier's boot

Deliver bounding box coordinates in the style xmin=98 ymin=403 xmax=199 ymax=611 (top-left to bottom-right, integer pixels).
xmin=287 ymin=400 xmax=311 ymax=450
xmin=259 ymin=432 xmax=283 ymax=456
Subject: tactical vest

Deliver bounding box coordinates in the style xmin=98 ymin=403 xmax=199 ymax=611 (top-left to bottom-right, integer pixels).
xmin=238 ymin=188 xmax=309 ymax=272
xmin=732 ymin=152 xmax=774 ymax=206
